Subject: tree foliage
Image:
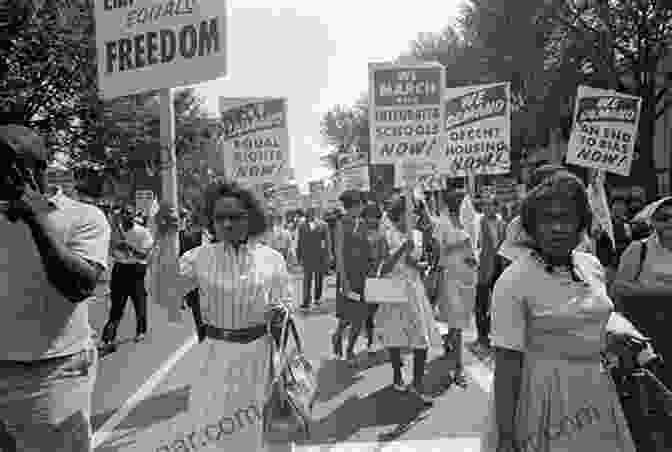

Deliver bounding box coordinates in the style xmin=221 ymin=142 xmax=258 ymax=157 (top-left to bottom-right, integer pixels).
xmin=319 ymin=94 xmax=369 ymax=171
xmin=2 ymin=0 xmax=217 ymax=203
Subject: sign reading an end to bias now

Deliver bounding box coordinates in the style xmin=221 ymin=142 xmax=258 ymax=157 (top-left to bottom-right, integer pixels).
xmin=369 ymin=62 xmax=445 ymax=165
xmin=439 ymin=82 xmax=511 ymax=177
xmin=218 ymin=97 xmax=290 ymax=186
xmin=95 ymin=0 xmax=227 ymax=99
xmin=566 ymin=86 xmax=641 ymax=176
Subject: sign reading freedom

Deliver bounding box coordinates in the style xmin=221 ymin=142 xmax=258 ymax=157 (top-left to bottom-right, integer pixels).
xmin=369 ymin=62 xmax=445 ymax=166
xmin=218 ymin=97 xmax=290 ymax=186
xmin=95 ymin=0 xmax=227 ymax=99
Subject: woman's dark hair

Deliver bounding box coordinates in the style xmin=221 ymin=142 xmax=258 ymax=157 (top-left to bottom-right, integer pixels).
xmin=362 ymin=203 xmax=382 ymax=220
xmin=201 ymin=179 xmax=269 ymax=239
xmin=521 ymin=171 xmax=593 ymax=239
xmin=386 ymin=196 xmax=406 ymax=224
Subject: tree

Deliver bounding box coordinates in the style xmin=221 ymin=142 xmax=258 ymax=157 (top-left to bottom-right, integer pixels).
xmin=320 ymin=94 xmax=369 ymax=171
xmin=537 ymin=0 xmax=672 ymax=197
xmin=1 ymin=0 xmax=97 ymax=151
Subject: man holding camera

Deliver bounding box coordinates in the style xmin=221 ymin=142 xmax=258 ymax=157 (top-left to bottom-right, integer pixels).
xmin=0 ymin=125 xmax=110 ymax=451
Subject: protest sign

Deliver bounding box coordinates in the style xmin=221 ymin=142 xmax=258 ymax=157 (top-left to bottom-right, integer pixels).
xmin=95 ymin=0 xmax=227 ymax=99
xmin=397 ymin=159 xmax=438 ymax=188
xmin=135 ymin=189 xmax=155 ymax=217
xmin=273 ymin=183 xmax=301 ymax=213
xmin=369 ymin=62 xmax=445 ymax=166
xmin=337 ymin=152 xmax=370 ymax=193
xmin=216 ymin=97 xmax=290 ymax=186
xmin=566 ymin=86 xmax=642 ymax=176
xmin=308 ymin=180 xmax=325 ymax=196
xmin=438 ymin=82 xmax=511 ymax=177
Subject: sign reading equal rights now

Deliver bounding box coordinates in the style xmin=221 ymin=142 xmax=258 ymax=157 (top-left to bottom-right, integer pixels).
xmin=439 ymin=82 xmax=511 ymax=177
xmin=217 ymin=97 xmax=290 ymax=187
xmin=95 ymin=0 xmax=227 ymax=99
xmin=368 ymin=62 xmax=445 ymax=179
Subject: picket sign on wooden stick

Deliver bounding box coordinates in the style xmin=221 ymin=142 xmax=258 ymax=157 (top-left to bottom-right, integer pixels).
xmin=156 ymin=87 xmax=181 ymax=323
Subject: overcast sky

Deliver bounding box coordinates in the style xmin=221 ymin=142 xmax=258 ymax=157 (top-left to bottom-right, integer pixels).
xmin=195 ymin=0 xmax=462 ymax=191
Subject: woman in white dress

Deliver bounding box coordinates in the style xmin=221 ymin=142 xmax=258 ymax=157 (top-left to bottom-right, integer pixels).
xmin=376 ymin=196 xmax=442 ymax=405
xmin=432 ymin=196 xmax=478 ymax=387
xmin=152 ymin=180 xmax=295 ymax=452
xmin=484 ymin=171 xmax=636 ymax=452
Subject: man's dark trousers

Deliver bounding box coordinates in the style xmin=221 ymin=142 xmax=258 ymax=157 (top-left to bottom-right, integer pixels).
xmin=103 ymin=262 xmax=148 ymax=341
xmin=303 ymin=267 xmax=324 ymax=307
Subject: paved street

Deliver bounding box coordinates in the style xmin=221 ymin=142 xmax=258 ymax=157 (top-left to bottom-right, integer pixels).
xmin=89 ymin=271 xmax=492 ymax=451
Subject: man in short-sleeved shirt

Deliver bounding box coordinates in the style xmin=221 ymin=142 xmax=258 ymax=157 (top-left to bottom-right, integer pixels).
xmin=0 ymin=125 xmax=110 ymax=451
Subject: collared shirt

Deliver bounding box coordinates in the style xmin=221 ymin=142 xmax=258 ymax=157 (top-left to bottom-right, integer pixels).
xmin=114 ymin=223 xmax=154 ymax=265
xmin=0 ymin=189 xmax=111 ymax=360
xmin=178 ymin=241 xmax=294 ymax=329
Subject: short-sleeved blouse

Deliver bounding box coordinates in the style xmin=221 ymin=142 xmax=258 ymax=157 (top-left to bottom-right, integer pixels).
xmin=178 ymin=241 xmax=293 ymax=329
xmin=491 ymin=251 xmax=611 ymax=356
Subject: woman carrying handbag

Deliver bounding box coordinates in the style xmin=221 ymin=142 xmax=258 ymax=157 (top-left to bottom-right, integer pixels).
xmin=150 ymin=180 xmax=295 ymax=452
xmin=374 ymin=196 xmax=442 ymax=406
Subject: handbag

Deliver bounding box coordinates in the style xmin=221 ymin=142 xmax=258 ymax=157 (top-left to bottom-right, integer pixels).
xmin=604 ymin=332 xmax=672 ymax=451
xmin=364 ymin=263 xmax=408 ymax=304
xmin=263 ymin=311 xmax=317 ymax=443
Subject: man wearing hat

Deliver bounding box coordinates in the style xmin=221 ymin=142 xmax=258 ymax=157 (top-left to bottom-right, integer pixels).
xmin=0 ymin=124 xmax=110 ymax=451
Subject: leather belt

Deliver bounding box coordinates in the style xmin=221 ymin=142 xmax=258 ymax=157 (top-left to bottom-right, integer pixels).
xmin=201 ymin=323 xmax=268 ymax=343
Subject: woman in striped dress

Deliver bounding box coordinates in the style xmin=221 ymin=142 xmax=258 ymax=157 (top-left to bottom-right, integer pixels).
xmin=152 ymin=180 xmax=295 ymax=452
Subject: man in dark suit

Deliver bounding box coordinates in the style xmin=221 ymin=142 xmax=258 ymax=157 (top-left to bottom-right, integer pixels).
xmin=297 ymin=208 xmax=332 ymax=309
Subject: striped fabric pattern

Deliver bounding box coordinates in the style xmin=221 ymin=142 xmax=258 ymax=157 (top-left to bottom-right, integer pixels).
xmin=178 ymin=241 xmax=295 ymax=329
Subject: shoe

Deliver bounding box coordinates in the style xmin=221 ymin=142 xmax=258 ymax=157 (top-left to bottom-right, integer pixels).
xmin=346 ymin=351 xmax=357 ymax=367
xmin=392 ymin=376 xmax=406 ymax=391
xmin=451 ymin=370 xmax=469 ymax=389
xmin=134 ymin=333 xmax=147 ymax=343
xmin=407 ymin=385 xmax=434 ymax=407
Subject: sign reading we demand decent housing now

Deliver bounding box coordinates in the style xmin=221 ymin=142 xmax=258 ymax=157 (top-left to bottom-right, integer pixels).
xmin=95 ymin=0 xmax=227 ymax=99
xmin=566 ymin=86 xmax=642 ymax=176
xmin=217 ymin=97 xmax=290 ymax=187
xmin=439 ymin=82 xmax=511 ymax=177
xmin=369 ymin=62 xmax=445 ymax=185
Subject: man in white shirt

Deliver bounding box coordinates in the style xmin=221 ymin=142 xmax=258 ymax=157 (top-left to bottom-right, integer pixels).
xmin=0 ymin=125 xmax=110 ymax=451
xmin=101 ymin=206 xmax=154 ymax=349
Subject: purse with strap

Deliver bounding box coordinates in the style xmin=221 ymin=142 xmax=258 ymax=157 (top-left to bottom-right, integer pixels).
xmin=364 ymin=262 xmax=409 ymax=304
xmin=263 ymin=311 xmax=317 ymax=443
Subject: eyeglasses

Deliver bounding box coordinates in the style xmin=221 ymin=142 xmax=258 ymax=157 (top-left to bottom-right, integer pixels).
xmin=213 ymin=212 xmax=249 ymax=222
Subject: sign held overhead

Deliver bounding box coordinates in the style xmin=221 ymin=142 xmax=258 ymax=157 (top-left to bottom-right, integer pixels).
xmin=95 ymin=0 xmax=227 ymax=99
xmin=369 ymin=62 xmax=445 ymax=165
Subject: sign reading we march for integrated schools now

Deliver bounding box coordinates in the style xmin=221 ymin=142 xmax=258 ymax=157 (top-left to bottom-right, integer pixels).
xmin=217 ymin=97 xmax=290 ymax=186
xmin=439 ymin=82 xmax=511 ymax=177
xmin=95 ymin=0 xmax=227 ymax=99
xmin=566 ymin=86 xmax=642 ymax=176
xmin=369 ymin=62 xmax=445 ymax=169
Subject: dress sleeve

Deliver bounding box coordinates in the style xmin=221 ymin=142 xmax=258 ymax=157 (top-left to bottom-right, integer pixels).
xmin=268 ymin=252 xmax=295 ymax=310
xmin=490 ymin=266 xmax=527 ymax=352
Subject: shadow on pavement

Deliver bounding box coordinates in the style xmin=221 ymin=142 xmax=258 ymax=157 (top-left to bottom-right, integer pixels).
xmin=423 ymin=355 xmax=460 ymax=397
xmin=314 ymin=359 xmax=364 ymax=403
xmin=92 ymin=385 xmax=191 ymax=437
xmin=299 ymin=386 xmax=433 ymax=445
